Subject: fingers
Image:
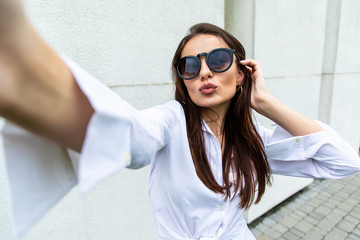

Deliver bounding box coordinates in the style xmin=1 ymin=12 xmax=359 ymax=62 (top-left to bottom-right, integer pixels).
xmin=240 ymin=59 xmax=260 ymax=69
xmin=243 ymin=65 xmax=252 ymax=75
xmin=240 ymin=59 xmax=263 ymax=77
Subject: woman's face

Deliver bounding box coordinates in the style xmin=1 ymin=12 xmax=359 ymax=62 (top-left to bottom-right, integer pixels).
xmin=181 ymin=34 xmax=243 ymax=112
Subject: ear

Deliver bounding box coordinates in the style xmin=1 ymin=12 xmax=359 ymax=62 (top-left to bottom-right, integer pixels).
xmin=236 ymin=69 xmax=244 ymax=87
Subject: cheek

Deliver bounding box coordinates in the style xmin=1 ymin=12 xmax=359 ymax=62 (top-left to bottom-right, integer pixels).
xmin=223 ymin=73 xmax=238 ymax=89
xmin=221 ymin=72 xmax=240 ymax=97
xmin=184 ymin=81 xmax=196 ymax=97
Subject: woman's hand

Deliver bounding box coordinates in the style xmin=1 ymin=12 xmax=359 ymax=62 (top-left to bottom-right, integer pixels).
xmin=239 ymin=59 xmax=271 ymax=115
xmin=240 ymin=59 xmax=323 ymax=136
xmin=0 ymin=2 xmax=94 ymax=152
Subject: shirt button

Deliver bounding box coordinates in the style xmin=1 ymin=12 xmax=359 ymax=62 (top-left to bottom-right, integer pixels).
xmin=218 ymin=205 xmax=224 ymax=211
xmin=296 ymin=138 xmax=302 ymax=143
xmin=124 ymin=152 xmax=132 ymax=165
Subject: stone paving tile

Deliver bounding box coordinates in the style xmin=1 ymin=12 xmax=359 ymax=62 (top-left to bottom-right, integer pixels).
xmin=281 ymin=231 xmax=298 ymax=240
xmin=337 ymin=220 xmax=356 ymax=232
xmin=317 ymin=217 xmax=337 ymax=230
xmin=288 ymin=227 xmax=303 ymax=238
xmin=351 ymin=227 xmax=360 ymax=237
xmin=257 ymin=234 xmax=272 ymax=240
xmin=344 ymin=215 xmax=360 ymax=226
xmin=347 ymin=233 xmax=360 ymax=240
xmin=265 ymin=228 xmax=282 ymax=239
xmin=272 ymin=223 xmax=287 ymax=234
xmin=251 ymin=228 xmax=262 ymax=238
xmin=315 ymin=205 xmax=332 ymax=215
xmin=299 ymin=204 xmax=314 ymax=214
xmin=294 ymin=220 xmax=313 ymax=233
xmin=324 ymin=227 xmax=348 ymax=239
xmin=323 ymin=198 xmax=338 ymax=208
xmin=262 ymin=217 xmax=276 ymax=227
xmin=301 ymin=229 xmax=323 ymax=240
xmin=303 ymin=215 xmax=318 ymax=225
xmin=248 ymin=171 xmax=360 ymax=239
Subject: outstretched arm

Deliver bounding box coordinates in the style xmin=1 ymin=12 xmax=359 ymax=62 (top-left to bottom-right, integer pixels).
xmin=0 ymin=1 xmax=94 ymax=152
xmin=240 ymin=59 xmax=323 ymax=136
xmin=241 ymin=59 xmax=360 ymax=178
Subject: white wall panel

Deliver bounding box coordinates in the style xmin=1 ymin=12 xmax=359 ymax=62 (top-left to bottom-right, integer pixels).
xmin=24 ymin=0 xmax=224 ymax=86
xmin=254 ymin=0 xmax=327 ymax=78
xmin=330 ymin=74 xmax=360 ymax=149
xmin=255 ymin=75 xmax=322 ymax=128
xmin=328 ymin=0 xmax=360 ymax=148
xmin=335 ymin=0 xmax=360 ymax=73
xmin=112 ymin=84 xmax=174 ymax=110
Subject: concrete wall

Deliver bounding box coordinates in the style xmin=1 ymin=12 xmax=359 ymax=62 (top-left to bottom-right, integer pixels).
xmin=327 ymin=0 xmax=360 ymax=149
xmin=225 ymin=0 xmax=360 ymax=222
xmin=0 ymin=1 xmax=224 ymax=240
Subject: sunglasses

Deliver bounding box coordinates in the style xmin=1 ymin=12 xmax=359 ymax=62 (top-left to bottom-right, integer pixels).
xmin=175 ymin=48 xmax=236 ymax=80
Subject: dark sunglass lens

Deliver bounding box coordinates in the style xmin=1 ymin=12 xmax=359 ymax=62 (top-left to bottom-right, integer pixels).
xmin=179 ymin=57 xmax=199 ymax=79
xmin=208 ymin=50 xmax=231 ymax=72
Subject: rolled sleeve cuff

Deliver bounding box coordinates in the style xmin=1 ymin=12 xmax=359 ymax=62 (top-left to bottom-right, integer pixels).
xmin=265 ymin=121 xmax=360 ymax=178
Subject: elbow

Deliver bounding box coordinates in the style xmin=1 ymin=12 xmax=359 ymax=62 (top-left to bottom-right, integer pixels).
xmin=328 ymin=154 xmax=360 ymax=179
xmin=351 ymin=156 xmax=360 ymax=175
xmin=343 ymin=150 xmax=360 ymax=172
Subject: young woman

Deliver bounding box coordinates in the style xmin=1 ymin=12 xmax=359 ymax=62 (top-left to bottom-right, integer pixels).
xmin=1 ymin=2 xmax=360 ymax=240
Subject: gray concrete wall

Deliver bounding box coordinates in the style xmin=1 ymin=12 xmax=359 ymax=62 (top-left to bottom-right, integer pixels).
xmin=327 ymin=0 xmax=360 ymax=149
xmin=0 ymin=1 xmax=224 ymax=240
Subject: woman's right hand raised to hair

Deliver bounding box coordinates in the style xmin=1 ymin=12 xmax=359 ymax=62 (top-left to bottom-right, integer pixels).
xmin=239 ymin=59 xmax=272 ymax=115
xmin=240 ymin=59 xmax=323 ymax=137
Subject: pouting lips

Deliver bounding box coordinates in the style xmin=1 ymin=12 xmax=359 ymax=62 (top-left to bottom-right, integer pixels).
xmin=199 ymin=83 xmax=217 ymax=91
xmin=199 ymin=83 xmax=217 ymax=95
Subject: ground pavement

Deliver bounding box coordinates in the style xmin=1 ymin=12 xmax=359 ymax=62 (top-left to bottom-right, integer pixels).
xmin=248 ymin=171 xmax=360 ymax=240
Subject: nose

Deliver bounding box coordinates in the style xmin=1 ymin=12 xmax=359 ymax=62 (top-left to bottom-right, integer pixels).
xmin=198 ymin=56 xmax=213 ymax=81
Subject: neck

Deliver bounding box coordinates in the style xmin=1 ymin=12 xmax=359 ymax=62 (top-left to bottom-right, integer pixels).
xmin=201 ymin=101 xmax=230 ymax=142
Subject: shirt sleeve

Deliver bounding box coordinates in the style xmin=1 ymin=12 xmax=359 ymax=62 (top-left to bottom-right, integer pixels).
xmin=0 ymin=55 xmax=178 ymax=237
xmin=256 ymin=121 xmax=360 ymax=179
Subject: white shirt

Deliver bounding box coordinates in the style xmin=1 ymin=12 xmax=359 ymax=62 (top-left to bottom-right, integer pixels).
xmin=2 ymin=56 xmax=360 ymax=239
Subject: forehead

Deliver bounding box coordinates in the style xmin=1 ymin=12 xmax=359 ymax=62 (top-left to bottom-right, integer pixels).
xmin=181 ymin=34 xmax=230 ymax=58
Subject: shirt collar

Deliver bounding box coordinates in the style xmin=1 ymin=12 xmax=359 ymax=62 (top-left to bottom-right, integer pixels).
xmin=201 ymin=119 xmax=214 ymax=135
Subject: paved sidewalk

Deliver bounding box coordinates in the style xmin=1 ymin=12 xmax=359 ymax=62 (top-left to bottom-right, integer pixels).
xmin=248 ymin=172 xmax=360 ymax=240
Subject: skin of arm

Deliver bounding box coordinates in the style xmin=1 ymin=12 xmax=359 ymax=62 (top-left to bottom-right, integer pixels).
xmin=0 ymin=1 xmax=94 ymax=152
xmin=240 ymin=59 xmax=323 ymax=136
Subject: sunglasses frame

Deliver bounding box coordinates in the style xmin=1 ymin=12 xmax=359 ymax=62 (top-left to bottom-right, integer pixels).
xmin=175 ymin=48 xmax=236 ymax=80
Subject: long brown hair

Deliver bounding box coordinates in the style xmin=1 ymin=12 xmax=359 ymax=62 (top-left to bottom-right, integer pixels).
xmin=172 ymin=23 xmax=271 ymax=209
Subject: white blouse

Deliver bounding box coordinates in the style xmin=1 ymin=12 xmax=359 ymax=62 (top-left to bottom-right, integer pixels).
xmin=2 ymin=56 xmax=360 ymax=239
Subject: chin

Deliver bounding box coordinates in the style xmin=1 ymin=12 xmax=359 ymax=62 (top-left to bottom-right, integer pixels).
xmin=193 ymin=100 xmax=222 ymax=109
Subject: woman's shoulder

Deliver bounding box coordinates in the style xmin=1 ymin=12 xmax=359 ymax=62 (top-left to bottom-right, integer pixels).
xmin=141 ymin=100 xmax=184 ymax=123
xmin=156 ymin=100 xmax=183 ymax=113
xmin=144 ymin=100 xmax=182 ymax=113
